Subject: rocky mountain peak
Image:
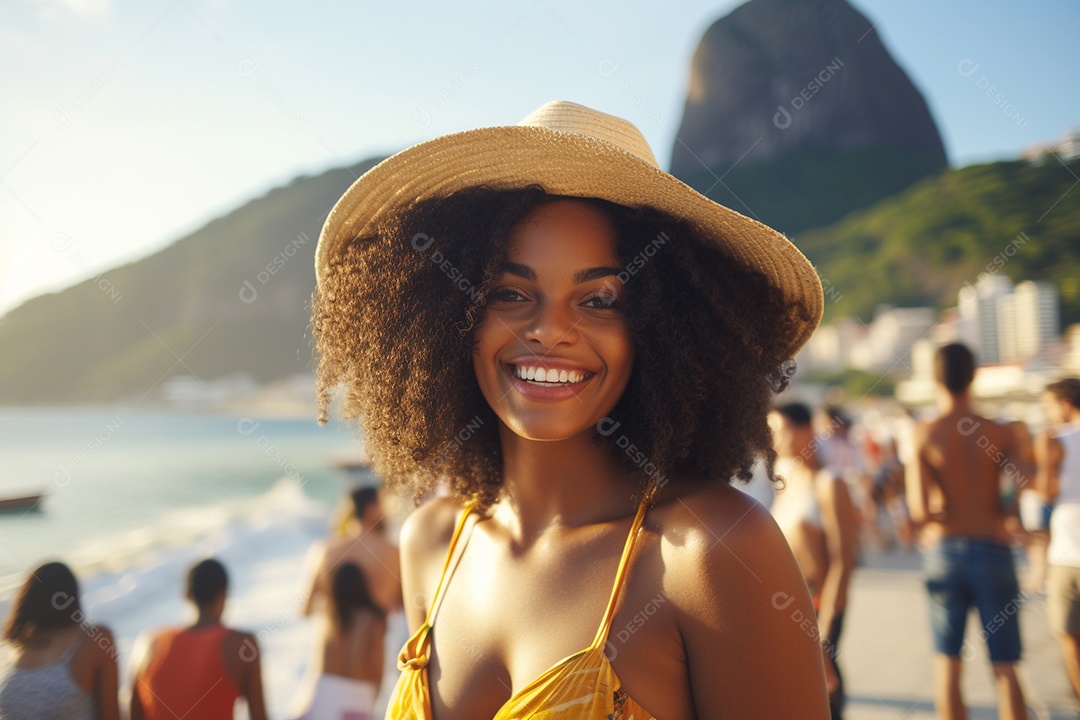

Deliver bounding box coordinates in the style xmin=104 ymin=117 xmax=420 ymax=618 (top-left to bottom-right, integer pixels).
xmin=671 ymin=0 xmax=946 ymax=178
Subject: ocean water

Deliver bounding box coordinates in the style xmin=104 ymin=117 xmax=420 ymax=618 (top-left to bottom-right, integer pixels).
xmin=0 ymin=407 xmax=383 ymax=718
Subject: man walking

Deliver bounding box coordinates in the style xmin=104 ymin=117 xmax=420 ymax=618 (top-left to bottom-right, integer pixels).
xmin=907 ymin=343 xmax=1026 ymax=720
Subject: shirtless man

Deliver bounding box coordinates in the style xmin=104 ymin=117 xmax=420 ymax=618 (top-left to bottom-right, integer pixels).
xmin=907 ymin=343 xmax=1026 ymax=720
xmin=770 ymin=403 xmax=859 ymax=720
xmin=302 ymin=487 xmax=402 ymax=616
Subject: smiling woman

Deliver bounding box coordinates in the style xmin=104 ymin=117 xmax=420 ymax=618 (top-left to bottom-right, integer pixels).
xmin=311 ymin=101 xmax=828 ymax=719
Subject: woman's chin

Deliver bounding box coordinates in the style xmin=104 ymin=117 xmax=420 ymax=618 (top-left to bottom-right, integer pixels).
xmin=501 ymin=415 xmax=598 ymax=443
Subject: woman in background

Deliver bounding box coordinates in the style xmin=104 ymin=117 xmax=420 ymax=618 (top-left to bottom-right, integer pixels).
xmin=0 ymin=561 xmax=119 ymax=720
xmin=291 ymin=562 xmax=386 ymax=720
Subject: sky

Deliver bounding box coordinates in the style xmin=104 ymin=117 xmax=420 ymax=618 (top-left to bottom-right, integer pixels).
xmin=1 ymin=0 xmax=1077 ymax=316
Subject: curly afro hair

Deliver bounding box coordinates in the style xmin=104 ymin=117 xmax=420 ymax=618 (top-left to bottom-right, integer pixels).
xmin=312 ymin=185 xmax=811 ymax=508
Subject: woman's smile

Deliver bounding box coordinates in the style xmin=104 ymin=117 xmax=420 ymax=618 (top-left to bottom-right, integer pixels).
xmin=501 ymin=360 xmax=598 ymax=402
xmin=507 ymin=363 xmax=593 ymax=385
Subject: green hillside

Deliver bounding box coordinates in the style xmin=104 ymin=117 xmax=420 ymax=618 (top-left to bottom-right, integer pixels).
xmin=795 ymin=157 xmax=1080 ymax=324
xmin=0 ymin=159 xmax=381 ymax=404
xmin=1 ymin=153 xmax=1077 ymax=405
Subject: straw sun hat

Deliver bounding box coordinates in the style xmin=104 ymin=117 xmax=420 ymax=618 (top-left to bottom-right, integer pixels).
xmin=316 ymin=100 xmax=823 ymax=357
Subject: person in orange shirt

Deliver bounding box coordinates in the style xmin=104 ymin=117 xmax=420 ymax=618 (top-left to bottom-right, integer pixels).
xmin=130 ymin=558 xmax=267 ymax=720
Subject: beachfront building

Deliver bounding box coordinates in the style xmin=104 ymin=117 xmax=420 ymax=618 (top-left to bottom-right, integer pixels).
xmin=957 ymin=277 xmax=1060 ymax=365
xmin=799 ymin=317 xmax=866 ymax=374
xmin=895 ymin=280 xmax=1064 ymax=405
xmin=802 ymin=279 xmax=1065 ymax=405
xmin=958 ymin=275 xmax=1013 ymax=363
xmin=1066 ymin=324 xmax=1080 ymax=374
xmin=1023 ymin=128 xmax=1080 ymax=163
xmin=162 ymin=373 xmax=258 ymax=406
xmin=861 ymin=306 xmax=936 ymax=372
xmin=997 ymin=294 xmax=1018 ymax=364
xmin=800 ymin=307 xmax=935 ymax=376
xmin=1010 ymin=281 xmax=1060 ymax=361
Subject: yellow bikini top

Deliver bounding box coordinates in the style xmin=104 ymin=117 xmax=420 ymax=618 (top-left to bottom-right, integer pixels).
xmin=386 ymin=496 xmax=658 ymax=720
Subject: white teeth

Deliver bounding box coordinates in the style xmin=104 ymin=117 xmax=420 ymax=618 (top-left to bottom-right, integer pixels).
xmin=511 ymin=365 xmax=589 ymax=385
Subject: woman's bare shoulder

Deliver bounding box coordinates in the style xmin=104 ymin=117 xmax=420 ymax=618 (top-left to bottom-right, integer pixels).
xmin=84 ymin=625 xmax=115 ymax=649
xmin=398 ymin=496 xmax=469 ymax=559
xmin=78 ymin=625 xmax=117 ymax=668
xmin=651 ymin=480 xmax=782 ymax=558
xmin=647 ymin=479 xmax=830 ymax=716
xmin=648 ymin=480 xmax=802 ymax=604
xmin=398 ymin=496 xmax=474 ymax=629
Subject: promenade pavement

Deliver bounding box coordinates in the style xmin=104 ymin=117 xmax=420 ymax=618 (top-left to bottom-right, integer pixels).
xmin=839 ymin=546 xmax=1076 ymax=719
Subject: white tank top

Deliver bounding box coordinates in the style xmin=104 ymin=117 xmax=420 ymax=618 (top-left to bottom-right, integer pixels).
xmin=1048 ymin=425 xmax=1080 ymax=566
xmin=1054 ymin=426 xmax=1080 ymax=504
xmin=770 ymin=461 xmax=829 ymax=535
xmin=0 ymin=637 xmax=94 ymax=720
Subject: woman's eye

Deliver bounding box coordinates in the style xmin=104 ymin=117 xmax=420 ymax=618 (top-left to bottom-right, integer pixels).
xmin=583 ymin=293 xmax=621 ymax=310
xmin=488 ymin=287 xmax=526 ymax=302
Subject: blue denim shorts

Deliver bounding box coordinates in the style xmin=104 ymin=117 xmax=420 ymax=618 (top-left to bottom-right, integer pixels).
xmin=923 ymin=537 xmax=1023 ymax=662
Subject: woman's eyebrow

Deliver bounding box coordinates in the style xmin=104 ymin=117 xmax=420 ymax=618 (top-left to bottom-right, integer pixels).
xmin=574 ymin=266 xmax=621 ymax=283
xmin=497 ymin=262 xmax=621 ymax=284
xmin=498 ymin=262 xmax=536 ymax=281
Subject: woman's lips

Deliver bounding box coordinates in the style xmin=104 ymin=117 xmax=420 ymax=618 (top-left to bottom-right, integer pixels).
xmin=502 ymin=363 xmax=596 ymax=402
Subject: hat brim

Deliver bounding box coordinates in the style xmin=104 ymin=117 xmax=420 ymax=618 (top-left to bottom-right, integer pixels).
xmin=316 ymin=124 xmax=823 ymax=358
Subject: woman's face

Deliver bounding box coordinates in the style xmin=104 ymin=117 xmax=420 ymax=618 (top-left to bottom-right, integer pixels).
xmin=472 ymin=199 xmax=634 ymax=442
xmin=1043 ymin=390 xmax=1068 ymax=426
xmin=768 ymin=411 xmax=797 ymax=459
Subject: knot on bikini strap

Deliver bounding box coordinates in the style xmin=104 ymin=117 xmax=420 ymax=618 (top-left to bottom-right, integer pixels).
xmin=398 ymin=653 xmax=428 ymax=671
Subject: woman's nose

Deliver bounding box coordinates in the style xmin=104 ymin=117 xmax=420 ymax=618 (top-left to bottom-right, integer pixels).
xmin=522 ymin=299 xmax=579 ymax=348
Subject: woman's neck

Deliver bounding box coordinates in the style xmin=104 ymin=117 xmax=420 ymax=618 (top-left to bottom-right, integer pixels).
xmin=495 ymin=422 xmax=639 ymax=540
xmin=23 ymin=626 xmax=78 ymax=649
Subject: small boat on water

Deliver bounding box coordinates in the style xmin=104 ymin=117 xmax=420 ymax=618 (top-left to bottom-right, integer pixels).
xmin=0 ymin=492 xmax=45 ymax=513
xmin=330 ymin=450 xmax=382 ymax=489
xmin=335 ymin=457 xmax=372 ymax=473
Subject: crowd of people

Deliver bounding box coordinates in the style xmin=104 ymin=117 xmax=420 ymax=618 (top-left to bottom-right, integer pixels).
xmin=0 ymin=489 xmax=397 ymax=720
xmin=2 ymin=351 xmax=1080 ymax=719
xmin=747 ymin=344 xmax=1080 ymax=720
